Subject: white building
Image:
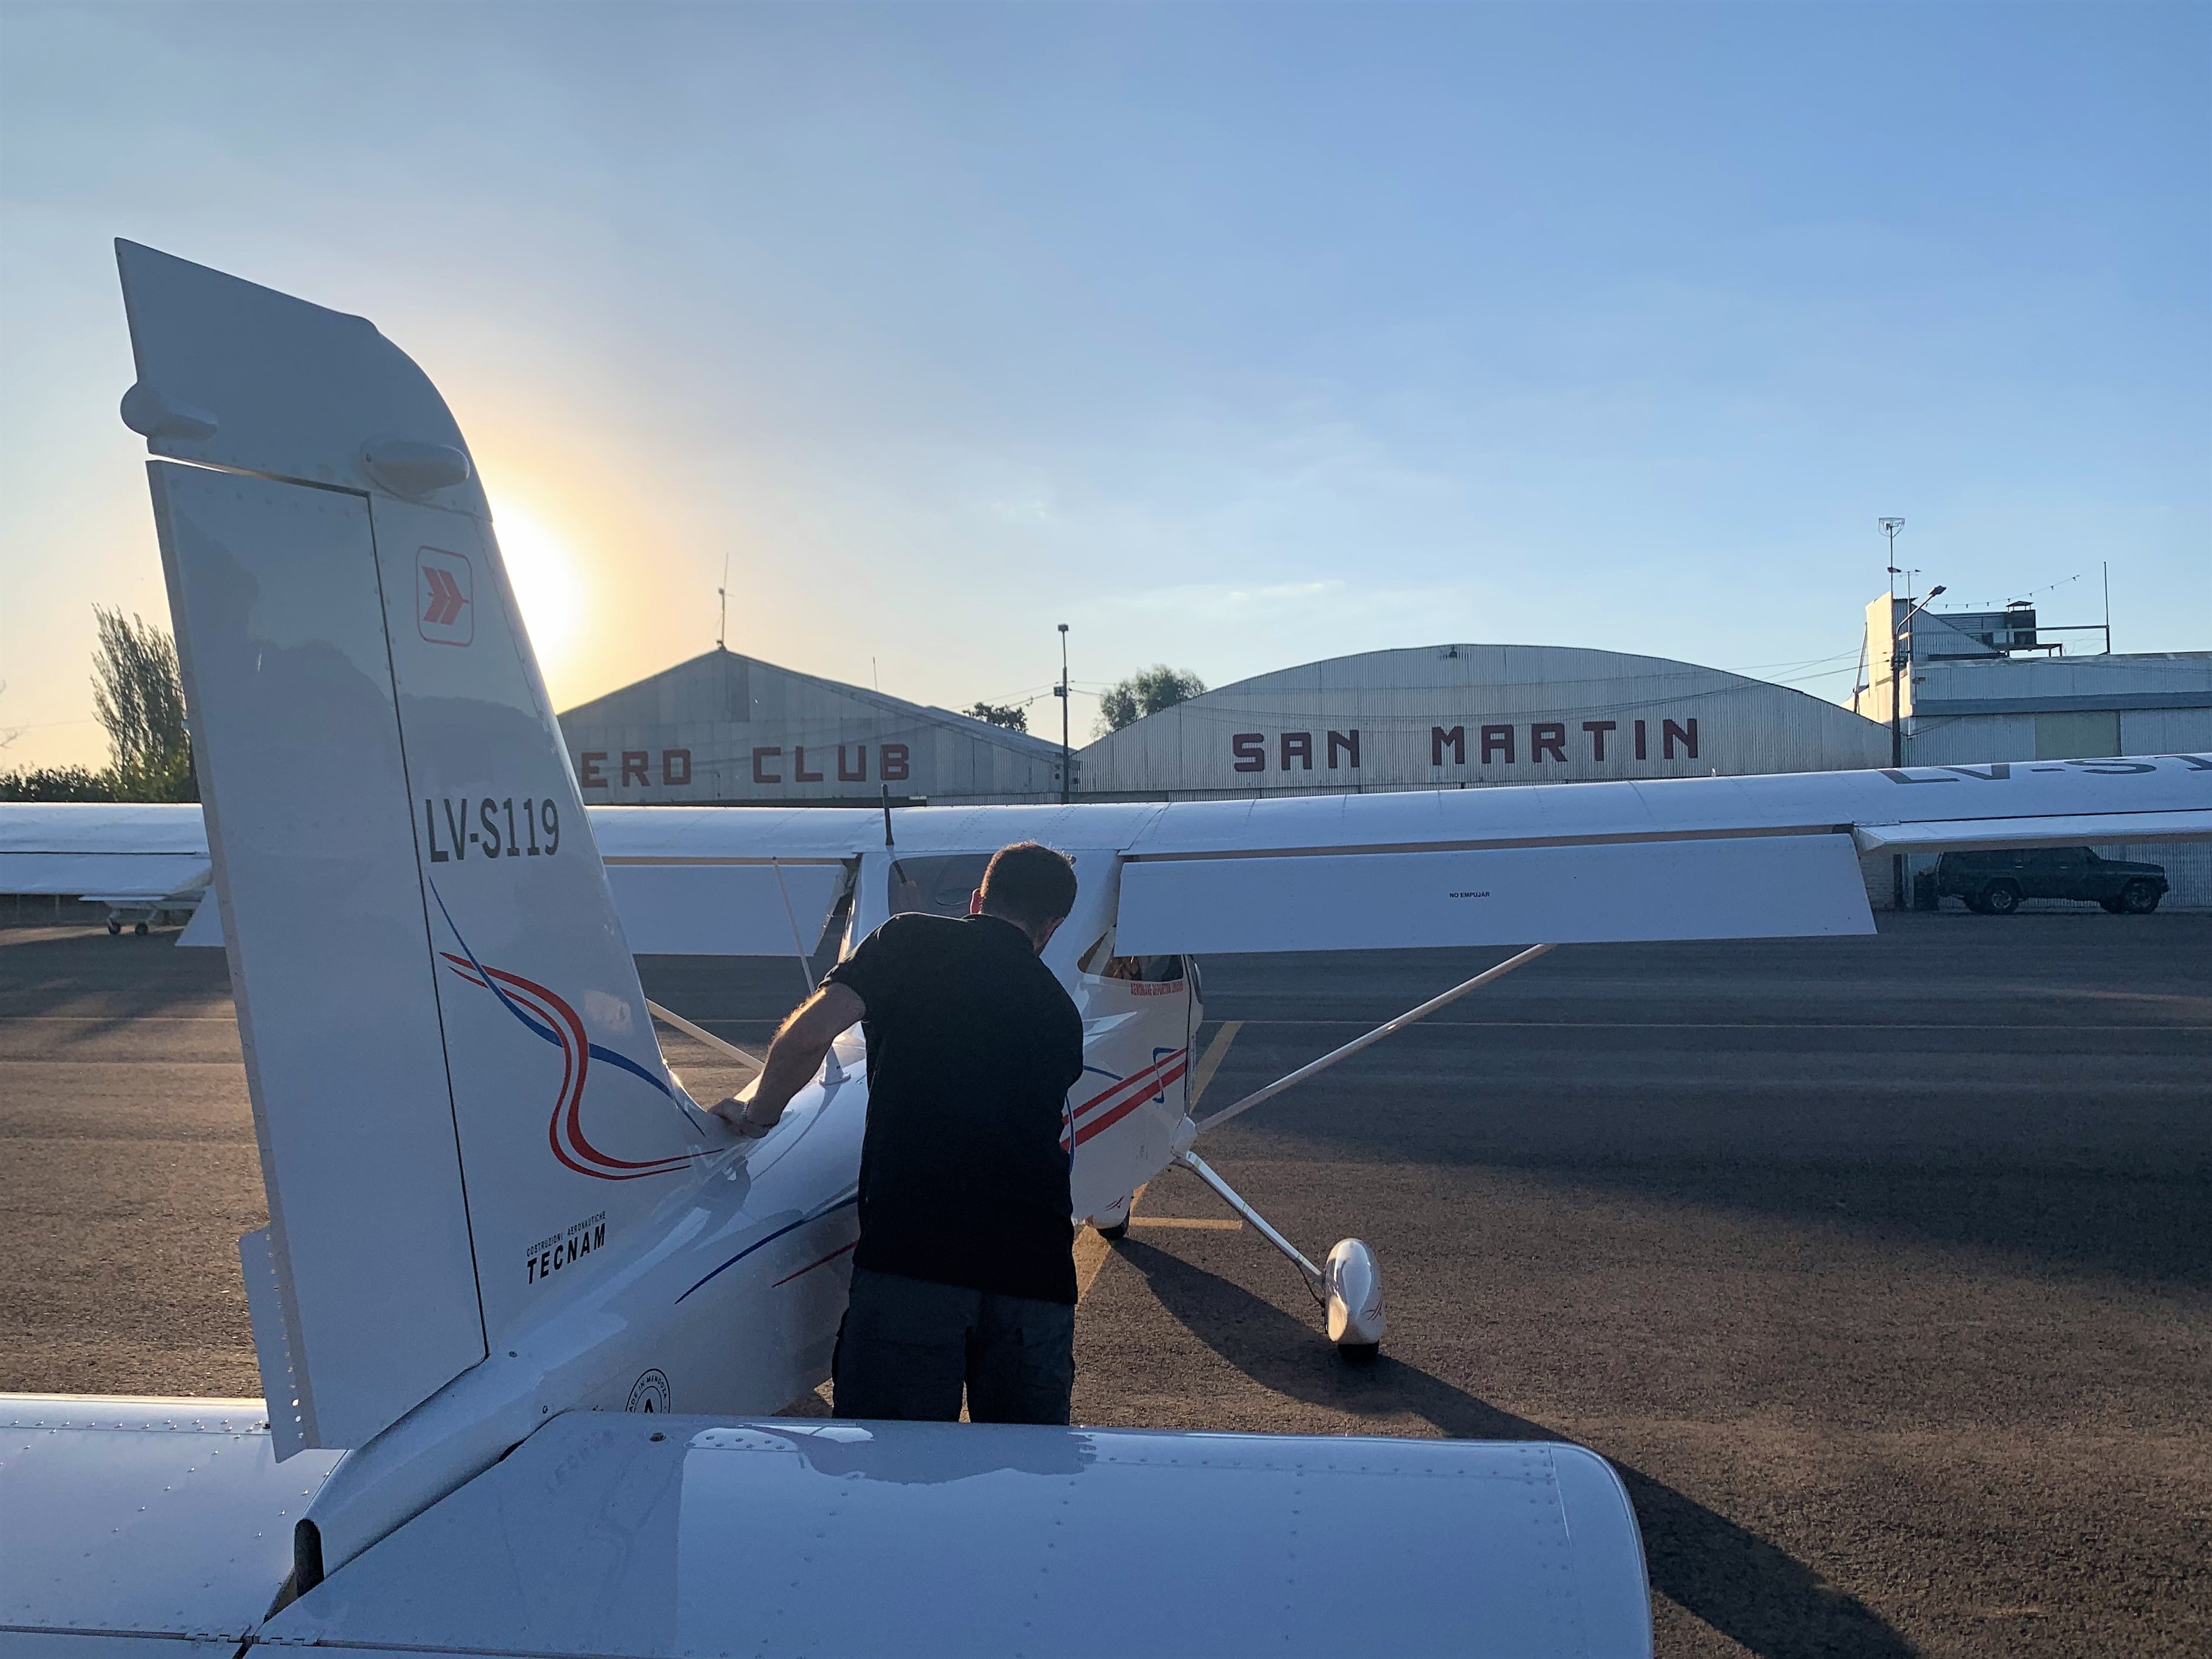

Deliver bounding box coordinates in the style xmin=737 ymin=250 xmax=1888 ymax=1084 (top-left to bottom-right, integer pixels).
xmin=1853 ymin=596 xmax=2211 ymax=904
xmin=1073 ymin=644 xmax=1890 ymax=799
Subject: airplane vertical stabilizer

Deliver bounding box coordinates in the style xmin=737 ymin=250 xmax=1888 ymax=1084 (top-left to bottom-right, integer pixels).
xmin=125 ymin=242 xmax=710 ymax=1454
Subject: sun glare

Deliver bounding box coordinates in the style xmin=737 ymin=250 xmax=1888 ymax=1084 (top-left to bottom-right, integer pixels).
xmin=490 ymin=502 xmax=586 ymax=671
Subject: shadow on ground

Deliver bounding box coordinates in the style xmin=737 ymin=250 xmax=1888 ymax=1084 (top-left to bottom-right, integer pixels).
xmin=0 ymin=926 xmax=227 ymax=1035
xmin=1115 ymin=1238 xmax=1916 ymax=1659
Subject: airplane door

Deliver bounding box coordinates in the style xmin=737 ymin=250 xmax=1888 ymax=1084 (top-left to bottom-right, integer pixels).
xmin=1067 ymin=947 xmax=1192 ymax=1221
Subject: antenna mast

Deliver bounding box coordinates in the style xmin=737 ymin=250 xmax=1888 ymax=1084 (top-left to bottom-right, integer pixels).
xmin=717 ymin=549 xmax=731 ymax=651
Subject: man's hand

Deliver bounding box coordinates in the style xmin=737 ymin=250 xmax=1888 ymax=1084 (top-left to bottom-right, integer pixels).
xmin=716 ymin=982 xmax=866 ymax=1143
xmin=711 ymin=1094 xmax=779 ymax=1140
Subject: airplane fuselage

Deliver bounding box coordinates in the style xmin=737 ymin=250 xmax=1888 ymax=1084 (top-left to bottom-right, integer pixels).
xmin=299 ymin=928 xmax=1199 ymax=1578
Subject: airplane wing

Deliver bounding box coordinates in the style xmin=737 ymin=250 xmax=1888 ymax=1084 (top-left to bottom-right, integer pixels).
xmin=5 ymin=1398 xmax=1647 ymax=1659
xmin=0 ymin=803 xmax=212 ymax=914
xmin=14 ymin=762 xmax=2201 ymax=955
xmin=0 ymin=802 xmax=863 ymax=957
xmin=1109 ymin=757 xmax=2212 ymax=953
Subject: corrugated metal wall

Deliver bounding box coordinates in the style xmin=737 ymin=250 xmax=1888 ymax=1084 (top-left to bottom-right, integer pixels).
xmin=558 ymin=650 xmax=1065 ymax=806
xmin=1076 ymin=644 xmax=1891 ymax=798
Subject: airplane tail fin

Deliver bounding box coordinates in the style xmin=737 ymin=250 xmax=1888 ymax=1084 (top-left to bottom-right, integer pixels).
xmin=122 ymin=242 xmax=712 ymax=1455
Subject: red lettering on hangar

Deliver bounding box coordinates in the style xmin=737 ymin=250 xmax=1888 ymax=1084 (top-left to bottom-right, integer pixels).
xmin=749 ymin=744 xmax=907 ymax=788
xmin=1228 ymin=719 xmax=1704 ymax=772
xmin=1430 ymin=719 xmax=1697 ymax=765
xmin=1423 ymin=719 xmax=1698 ymax=765
xmin=1232 ymin=731 xmax=1362 ymax=773
xmin=578 ymin=744 xmax=909 ymax=790
xmin=580 ymin=749 xmax=692 ymax=790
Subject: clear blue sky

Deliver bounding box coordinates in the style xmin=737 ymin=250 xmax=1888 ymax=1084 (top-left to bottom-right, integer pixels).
xmin=4 ymin=1 xmax=2206 ymax=766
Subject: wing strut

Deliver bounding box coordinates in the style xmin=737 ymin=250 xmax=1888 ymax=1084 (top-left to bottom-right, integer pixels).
xmin=1188 ymin=942 xmax=1556 ymax=1140
xmin=646 ymin=1001 xmax=764 ymax=1069
xmin=1163 ymin=942 xmax=1558 ymax=1361
xmin=1177 ymin=1148 xmax=1324 ymax=1294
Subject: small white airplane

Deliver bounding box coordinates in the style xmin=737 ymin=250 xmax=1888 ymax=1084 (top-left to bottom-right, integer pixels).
xmin=2 ymin=244 xmax=2207 ymax=1659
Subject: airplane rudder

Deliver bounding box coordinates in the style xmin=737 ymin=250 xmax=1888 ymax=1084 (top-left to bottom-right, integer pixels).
xmin=148 ymin=458 xmax=488 ymax=1450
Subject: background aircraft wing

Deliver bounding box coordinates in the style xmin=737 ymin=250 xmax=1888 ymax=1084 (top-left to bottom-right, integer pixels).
xmin=0 ymin=802 xmax=864 ymax=958
xmin=0 ymin=803 xmax=210 ymax=907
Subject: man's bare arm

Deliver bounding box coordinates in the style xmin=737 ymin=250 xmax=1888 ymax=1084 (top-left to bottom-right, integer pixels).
xmin=711 ymin=982 xmax=866 ymax=1138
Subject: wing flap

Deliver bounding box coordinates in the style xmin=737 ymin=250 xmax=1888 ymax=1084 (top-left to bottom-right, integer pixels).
xmin=263 ymin=1413 xmax=1651 ymax=1658
xmin=1115 ymin=833 xmax=1873 ymax=955
xmin=1851 ymin=809 xmax=2212 ymax=854
xmin=602 ymin=861 xmax=851 ymax=956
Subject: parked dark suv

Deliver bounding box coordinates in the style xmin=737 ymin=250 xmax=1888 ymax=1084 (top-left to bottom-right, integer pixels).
xmin=1934 ymin=848 xmax=2169 ymax=915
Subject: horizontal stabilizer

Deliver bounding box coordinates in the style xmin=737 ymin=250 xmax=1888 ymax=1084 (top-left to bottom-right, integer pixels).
xmin=1115 ymin=833 xmax=1873 ymax=955
xmin=264 ymin=1413 xmax=1652 ymax=1657
xmin=0 ymin=1396 xmax=343 ymax=1648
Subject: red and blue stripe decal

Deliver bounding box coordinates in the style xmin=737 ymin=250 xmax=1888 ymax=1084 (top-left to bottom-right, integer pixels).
xmin=675 ymin=1190 xmax=861 ymax=1305
xmin=428 ymin=883 xmax=698 ymax=1183
xmin=1064 ymin=1045 xmax=1187 ymax=1151
xmin=440 ymin=953 xmax=697 ymax=1182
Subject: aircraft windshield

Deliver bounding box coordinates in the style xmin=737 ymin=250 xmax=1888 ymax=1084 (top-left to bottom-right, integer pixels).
xmin=887 ymin=854 xmax=995 ymax=918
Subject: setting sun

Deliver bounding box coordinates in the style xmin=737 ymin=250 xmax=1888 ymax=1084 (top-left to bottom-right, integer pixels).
xmin=489 ymin=501 xmax=586 ymax=677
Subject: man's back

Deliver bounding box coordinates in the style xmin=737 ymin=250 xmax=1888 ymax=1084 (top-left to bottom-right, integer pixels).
xmin=826 ymin=911 xmax=1085 ymax=1303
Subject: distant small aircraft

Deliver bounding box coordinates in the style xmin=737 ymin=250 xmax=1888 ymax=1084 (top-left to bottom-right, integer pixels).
xmin=2 ymin=245 xmax=2205 ymax=1659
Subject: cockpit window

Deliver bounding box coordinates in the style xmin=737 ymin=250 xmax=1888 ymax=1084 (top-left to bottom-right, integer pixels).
xmin=1099 ymin=953 xmax=1185 ymax=985
xmin=887 ymin=854 xmax=995 ymax=918
xmin=1077 ymin=933 xmax=1183 ymax=985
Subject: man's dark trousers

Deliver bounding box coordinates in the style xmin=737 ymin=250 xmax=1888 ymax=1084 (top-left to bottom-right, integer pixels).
xmin=832 ymin=1266 xmax=1075 ymax=1424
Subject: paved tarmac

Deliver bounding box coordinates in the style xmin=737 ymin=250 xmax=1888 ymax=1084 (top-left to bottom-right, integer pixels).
xmin=2 ymin=914 xmax=2206 ymax=1657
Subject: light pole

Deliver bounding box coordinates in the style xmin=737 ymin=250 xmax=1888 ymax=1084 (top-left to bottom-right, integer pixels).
xmin=1055 ymin=623 xmax=1070 ymax=805
xmin=1887 ymin=572 xmax=1947 ymax=909
xmin=1878 ymin=516 xmax=1907 ymax=750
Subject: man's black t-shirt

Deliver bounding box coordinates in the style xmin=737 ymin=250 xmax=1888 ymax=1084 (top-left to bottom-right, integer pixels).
xmin=824 ymin=913 xmax=1085 ymax=1304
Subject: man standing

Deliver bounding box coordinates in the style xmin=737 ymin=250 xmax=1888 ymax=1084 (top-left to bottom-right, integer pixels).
xmin=714 ymin=842 xmax=1085 ymax=1424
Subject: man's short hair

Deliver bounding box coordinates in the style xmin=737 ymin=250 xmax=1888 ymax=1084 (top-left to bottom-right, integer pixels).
xmin=978 ymin=842 xmax=1078 ymax=928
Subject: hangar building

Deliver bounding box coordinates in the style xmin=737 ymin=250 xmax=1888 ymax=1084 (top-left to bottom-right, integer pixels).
xmin=557 ymin=648 xmax=1065 ymax=807
xmin=544 ymin=631 xmax=2203 ymax=908
xmin=1073 ymin=644 xmax=1890 ymax=799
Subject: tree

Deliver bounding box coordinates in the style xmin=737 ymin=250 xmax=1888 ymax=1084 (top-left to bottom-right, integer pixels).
xmin=0 ymin=765 xmax=116 ymax=802
xmin=92 ymin=607 xmax=196 ymax=802
xmin=966 ymin=701 xmax=1029 ymax=732
xmin=1097 ymin=665 xmax=1205 ymax=735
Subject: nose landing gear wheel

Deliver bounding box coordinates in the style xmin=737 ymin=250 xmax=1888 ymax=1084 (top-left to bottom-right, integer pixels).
xmin=1323 ymin=1238 xmax=1386 ymax=1361
xmin=1090 ymin=1192 xmax=1133 ymax=1242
